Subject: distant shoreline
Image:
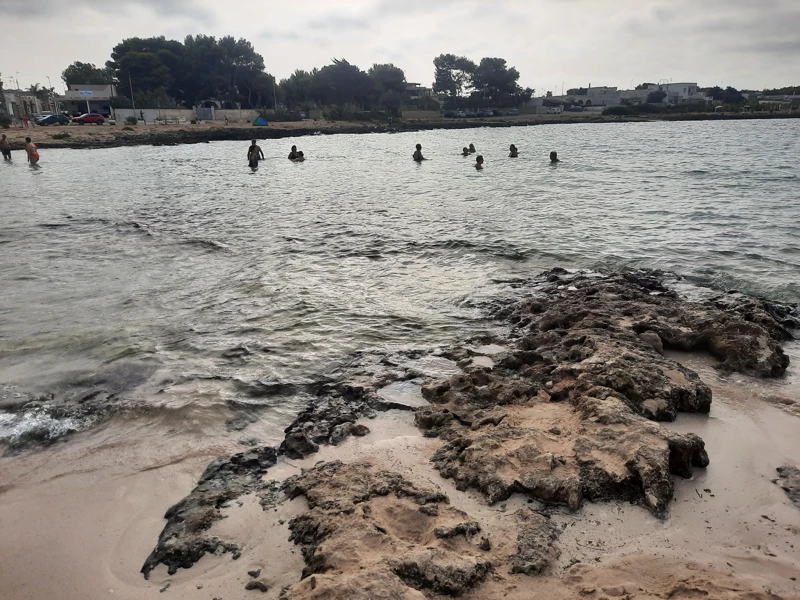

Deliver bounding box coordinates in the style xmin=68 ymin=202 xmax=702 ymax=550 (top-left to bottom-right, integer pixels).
xmin=3 ymin=111 xmax=799 ymax=151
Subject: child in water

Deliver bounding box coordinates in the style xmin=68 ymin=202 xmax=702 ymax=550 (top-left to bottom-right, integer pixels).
xmin=475 ymin=155 xmax=484 ymax=170
xmin=293 ymin=151 xmax=305 ymax=162
xmin=461 ymin=147 xmax=470 ymax=156
xmin=509 ymin=144 xmax=519 ymax=158
xmin=412 ymin=143 xmax=425 ymax=162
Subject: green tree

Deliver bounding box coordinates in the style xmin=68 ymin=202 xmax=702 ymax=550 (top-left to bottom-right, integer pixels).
xmin=311 ymin=59 xmax=372 ymax=107
xmin=647 ymin=90 xmax=667 ymax=104
xmin=368 ymin=63 xmax=407 ymax=114
xmin=106 ymin=36 xmax=185 ymax=102
xmin=432 ymin=54 xmax=476 ymax=102
xmin=280 ymin=70 xmax=315 ymax=108
xmin=472 ymin=57 xmax=521 ymax=105
xmin=61 ymin=62 xmax=113 ymax=87
xmin=635 ymin=82 xmax=654 ymax=90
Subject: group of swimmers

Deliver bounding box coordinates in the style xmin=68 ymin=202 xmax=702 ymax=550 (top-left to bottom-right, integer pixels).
xmin=247 ymin=140 xmax=306 ymax=168
xmin=413 ymin=141 xmax=560 ymax=169
xmin=0 ymin=134 xmax=39 ymax=165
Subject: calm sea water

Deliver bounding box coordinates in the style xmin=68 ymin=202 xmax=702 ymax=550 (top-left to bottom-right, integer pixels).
xmin=1 ymin=119 xmax=799 ymax=444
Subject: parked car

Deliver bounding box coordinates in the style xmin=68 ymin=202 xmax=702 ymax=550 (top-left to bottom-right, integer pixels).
xmin=36 ymin=114 xmax=71 ymax=126
xmin=455 ymin=111 xmax=467 ymax=118
xmin=443 ymin=111 xmax=456 ymax=118
xmin=465 ymin=111 xmax=477 ymax=118
xmin=546 ymin=107 xmax=562 ymax=114
xmin=476 ymin=109 xmax=493 ymax=117
xmin=506 ymin=109 xmax=520 ymax=116
xmin=73 ymin=113 xmax=105 ymax=125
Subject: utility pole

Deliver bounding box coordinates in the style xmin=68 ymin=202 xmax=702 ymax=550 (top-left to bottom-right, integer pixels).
xmin=129 ymin=73 xmax=137 ymax=120
xmin=272 ymin=77 xmax=278 ymax=110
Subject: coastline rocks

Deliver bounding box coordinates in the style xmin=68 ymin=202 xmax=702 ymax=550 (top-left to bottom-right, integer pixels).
xmin=140 ymin=446 xmax=277 ymax=578
xmin=774 ymin=466 xmax=800 ymax=508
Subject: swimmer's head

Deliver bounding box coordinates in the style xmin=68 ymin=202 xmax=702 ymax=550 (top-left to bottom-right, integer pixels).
xmin=251 ymin=139 xmax=257 ymax=145
xmin=416 ymin=144 xmax=422 ymax=150
xmin=25 ymin=137 xmax=31 ymax=143
xmin=476 ymin=155 xmax=484 ymax=164
xmin=550 ymin=151 xmax=559 ymax=162
xmin=510 ymin=144 xmax=516 ymax=151
xmin=297 ymin=151 xmax=304 ymax=157
xmin=291 ymin=145 xmax=297 ymax=151
xmin=469 ymin=143 xmax=476 ymax=150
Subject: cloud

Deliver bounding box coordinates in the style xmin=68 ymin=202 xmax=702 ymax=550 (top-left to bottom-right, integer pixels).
xmin=0 ymin=0 xmax=210 ymax=20
xmin=308 ymin=14 xmax=368 ymax=31
xmin=259 ymin=29 xmax=300 ymax=41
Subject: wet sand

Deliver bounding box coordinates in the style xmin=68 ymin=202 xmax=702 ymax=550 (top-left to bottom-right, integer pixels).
xmin=1 ymin=347 xmax=799 ymax=599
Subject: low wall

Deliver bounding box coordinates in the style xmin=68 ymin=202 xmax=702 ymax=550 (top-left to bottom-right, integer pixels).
xmin=215 ymin=109 xmax=260 ymax=123
xmin=113 ymin=108 xmax=196 ymax=124
xmin=402 ymin=110 xmax=441 ymax=120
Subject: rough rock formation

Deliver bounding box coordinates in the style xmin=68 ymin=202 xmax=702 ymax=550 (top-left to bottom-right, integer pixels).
xmin=774 ymin=466 xmax=800 ymax=508
xmin=140 ymin=446 xmax=277 ymax=578
xmin=416 ymin=270 xmax=793 ymax=517
xmin=139 ymin=269 xmax=796 ymax=591
xmin=282 ymin=460 xmax=497 ymax=598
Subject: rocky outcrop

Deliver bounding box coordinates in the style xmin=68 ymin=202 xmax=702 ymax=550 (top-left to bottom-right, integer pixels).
xmin=139 ymin=269 xmax=795 ymax=591
xmin=140 ymin=446 xmax=277 ymax=578
xmin=416 ymin=270 xmax=794 ymax=517
xmin=775 ymin=466 xmax=800 ymax=508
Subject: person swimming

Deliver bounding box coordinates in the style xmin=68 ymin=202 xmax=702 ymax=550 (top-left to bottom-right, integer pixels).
xmin=461 ymin=147 xmax=470 ymax=156
xmin=550 ymin=151 xmax=560 ymax=163
xmin=288 ymin=145 xmax=299 ymax=160
xmin=247 ymin=139 xmax=264 ymax=168
xmin=509 ymin=144 xmax=519 ymax=158
xmin=412 ymin=143 xmax=425 ymax=162
xmin=468 ymin=143 xmax=476 ymax=154
xmin=475 ymin=155 xmax=484 ymax=170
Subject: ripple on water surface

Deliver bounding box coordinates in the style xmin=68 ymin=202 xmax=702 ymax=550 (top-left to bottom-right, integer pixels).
xmin=1 ymin=119 xmax=799 ymax=438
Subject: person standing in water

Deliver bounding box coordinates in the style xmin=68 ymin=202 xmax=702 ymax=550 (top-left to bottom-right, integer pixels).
xmin=0 ymin=134 xmax=11 ymax=161
xmin=412 ymin=143 xmax=425 ymax=162
xmin=288 ymin=145 xmax=299 ymax=160
xmin=461 ymin=147 xmax=470 ymax=157
xmin=292 ymin=151 xmax=305 ymax=162
xmin=475 ymin=155 xmax=484 ymax=170
xmin=550 ymin=151 xmax=560 ymax=163
xmin=25 ymin=137 xmax=39 ymax=165
xmin=509 ymin=144 xmax=519 ymax=158
xmin=247 ymin=139 xmax=264 ymax=168
xmin=468 ymin=143 xmax=476 ymax=154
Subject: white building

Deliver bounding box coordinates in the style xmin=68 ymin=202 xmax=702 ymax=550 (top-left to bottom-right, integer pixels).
xmin=406 ymin=83 xmax=432 ymax=99
xmin=61 ymin=84 xmax=117 ymax=115
xmin=1 ymin=89 xmax=44 ymax=121
xmin=645 ymin=82 xmax=710 ymax=105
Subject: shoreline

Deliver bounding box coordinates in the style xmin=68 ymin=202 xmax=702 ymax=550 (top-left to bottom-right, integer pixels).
xmin=3 ymin=269 xmax=798 ymax=599
xmin=2 ymin=111 xmax=798 ymax=151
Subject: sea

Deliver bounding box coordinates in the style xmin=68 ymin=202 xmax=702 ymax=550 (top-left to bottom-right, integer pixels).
xmin=1 ymin=118 xmax=799 ymax=447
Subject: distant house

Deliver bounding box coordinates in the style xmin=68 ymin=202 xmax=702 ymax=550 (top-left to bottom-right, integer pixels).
xmin=645 ymin=83 xmax=710 ymax=105
xmin=406 ymin=83 xmax=432 ymax=100
xmin=61 ymin=84 xmax=117 ymax=115
xmin=1 ymin=89 xmax=44 ymax=121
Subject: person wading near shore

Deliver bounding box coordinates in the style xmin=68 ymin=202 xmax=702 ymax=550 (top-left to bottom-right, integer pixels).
xmin=25 ymin=137 xmax=39 ymax=165
xmin=475 ymin=155 xmax=484 ymax=170
xmin=288 ymin=145 xmax=299 ymax=160
xmin=247 ymin=139 xmax=264 ymax=168
xmin=468 ymin=143 xmax=476 ymax=154
xmin=0 ymin=134 xmax=11 ymax=160
xmin=509 ymin=144 xmax=519 ymax=158
xmin=413 ymin=143 xmax=425 ymax=162
xmin=550 ymin=151 xmax=560 ymax=163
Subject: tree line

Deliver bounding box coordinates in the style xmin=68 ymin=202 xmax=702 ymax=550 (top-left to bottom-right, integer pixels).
xmin=58 ymin=35 xmax=534 ymax=112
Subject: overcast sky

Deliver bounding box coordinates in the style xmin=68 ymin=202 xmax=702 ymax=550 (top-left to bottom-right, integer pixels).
xmin=2 ymin=0 xmax=798 ymax=93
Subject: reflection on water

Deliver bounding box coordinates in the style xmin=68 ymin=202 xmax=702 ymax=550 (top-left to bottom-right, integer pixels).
xmin=1 ymin=120 xmax=799 ymax=439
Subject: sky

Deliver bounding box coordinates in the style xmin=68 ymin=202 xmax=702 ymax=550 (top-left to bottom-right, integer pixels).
xmin=1 ymin=0 xmax=799 ymax=94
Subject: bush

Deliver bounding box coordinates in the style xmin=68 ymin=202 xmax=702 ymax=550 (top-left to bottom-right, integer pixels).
xmin=415 ymin=96 xmax=441 ymax=111
xmin=602 ymin=106 xmax=633 ymax=116
xmin=125 ymin=116 xmax=138 ymax=125
xmin=0 ymin=115 xmax=10 ymax=129
xmin=51 ymin=131 xmax=71 ymax=139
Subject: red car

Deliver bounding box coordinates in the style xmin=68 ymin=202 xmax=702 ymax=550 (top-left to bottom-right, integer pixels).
xmin=73 ymin=113 xmax=105 ymax=125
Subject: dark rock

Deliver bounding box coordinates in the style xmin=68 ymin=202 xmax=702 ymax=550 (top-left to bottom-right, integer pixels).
xmin=140 ymin=446 xmax=277 ymax=578
xmin=248 ymin=568 xmax=262 ymax=578
xmin=350 ymin=424 xmax=370 ymax=437
xmin=775 ymin=466 xmax=800 ymax=508
xmin=245 ymin=579 xmax=269 ymax=592
xmin=281 ymin=432 xmax=319 ymax=459
xmin=391 ymin=549 xmax=492 ymax=595
xmin=509 ymin=510 xmax=561 ymax=575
